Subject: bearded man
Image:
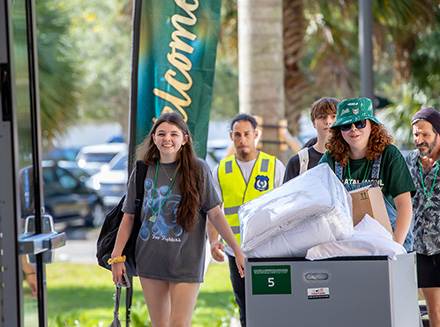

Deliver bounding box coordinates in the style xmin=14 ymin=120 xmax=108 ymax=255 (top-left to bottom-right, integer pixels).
xmin=406 ymin=107 xmax=440 ymax=327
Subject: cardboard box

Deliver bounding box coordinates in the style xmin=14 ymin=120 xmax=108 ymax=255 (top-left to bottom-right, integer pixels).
xmin=349 ymin=186 xmax=393 ymax=235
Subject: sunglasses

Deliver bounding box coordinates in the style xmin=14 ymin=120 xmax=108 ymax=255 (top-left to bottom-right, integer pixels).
xmin=340 ymin=119 xmax=367 ymax=132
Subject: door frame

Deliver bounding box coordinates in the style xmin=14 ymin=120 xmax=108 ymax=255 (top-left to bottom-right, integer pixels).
xmin=0 ymin=0 xmax=65 ymax=326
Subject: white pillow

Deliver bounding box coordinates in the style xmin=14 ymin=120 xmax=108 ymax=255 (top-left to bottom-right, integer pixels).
xmin=306 ymin=215 xmax=407 ymax=260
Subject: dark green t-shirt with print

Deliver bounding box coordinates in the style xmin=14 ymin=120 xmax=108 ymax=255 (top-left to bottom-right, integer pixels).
xmin=319 ymin=144 xmax=416 ymax=208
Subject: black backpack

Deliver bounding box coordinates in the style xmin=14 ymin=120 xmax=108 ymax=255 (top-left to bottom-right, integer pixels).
xmin=96 ymin=160 xmax=147 ymax=277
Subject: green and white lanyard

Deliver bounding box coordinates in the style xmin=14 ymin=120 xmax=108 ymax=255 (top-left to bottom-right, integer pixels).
xmin=419 ymin=157 xmax=439 ymax=209
xmin=149 ymin=161 xmax=177 ymax=223
xmin=347 ymin=159 xmax=371 ymax=191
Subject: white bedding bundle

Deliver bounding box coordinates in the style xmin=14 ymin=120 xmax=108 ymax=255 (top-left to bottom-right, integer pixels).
xmin=239 ymin=163 xmax=354 ymax=258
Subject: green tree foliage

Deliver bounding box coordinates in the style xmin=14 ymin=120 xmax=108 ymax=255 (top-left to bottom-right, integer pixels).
xmin=218 ymin=0 xmax=440 ymax=139
xmin=303 ymin=0 xmax=437 ymax=100
xmin=286 ymin=0 xmax=440 ymax=142
xmin=57 ymin=0 xmax=132 ymax=134
xmin=410 ymin=11 xmax=440 ymax=109
xmin=211 ymin=0 xmax=239 ymax=120
xmin=382 ymin=9 xmax=440 ymax=148
xmin=35 ymin=0 xmax=440 ymax=145
xmin=36 ymin=1 xmax=79 ymax=148
xmin=211 ymin=61 xmax=239 ymax=121
xmin=37 ymin=0 xmax=237 ymax=146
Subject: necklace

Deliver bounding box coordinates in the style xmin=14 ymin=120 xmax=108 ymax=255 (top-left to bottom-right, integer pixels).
xmin=418 ymin=157 xmax=439 ymax=209
xmin=347 ymin=159 xmax=370 ymax=191
xmin=160 ymin=161 xmax=174 ymax=181
xmin=149 ymin=161 xmax=177 ymax=223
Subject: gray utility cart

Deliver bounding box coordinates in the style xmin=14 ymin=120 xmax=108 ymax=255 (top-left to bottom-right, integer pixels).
xmin=245 ymin=253 xmax=419 ymax=327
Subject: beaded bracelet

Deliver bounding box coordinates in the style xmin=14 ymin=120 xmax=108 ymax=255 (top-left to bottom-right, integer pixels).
xmin=107 ymin=255 xmax=126 ymax=265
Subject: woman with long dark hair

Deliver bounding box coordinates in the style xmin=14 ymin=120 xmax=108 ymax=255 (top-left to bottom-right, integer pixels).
xmin=110 ymin=112 xmax=245 ymax=326
xmin=320 ymin=97 xmax=416 ymax=251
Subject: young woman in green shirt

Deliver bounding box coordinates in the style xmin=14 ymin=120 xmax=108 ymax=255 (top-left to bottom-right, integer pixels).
xmin=320 ymin=97 xmax=416 ymax=251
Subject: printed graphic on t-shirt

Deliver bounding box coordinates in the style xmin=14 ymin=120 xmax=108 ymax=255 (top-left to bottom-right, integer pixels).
xmin=139 ymin=178 xmax=183 ymax=242
xmin=342 ymin=178 xmax=384 ymax=189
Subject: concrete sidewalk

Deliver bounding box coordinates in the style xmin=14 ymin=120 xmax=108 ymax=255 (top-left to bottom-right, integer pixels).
xmin=54 ymin=228 xmax=99 ymax=264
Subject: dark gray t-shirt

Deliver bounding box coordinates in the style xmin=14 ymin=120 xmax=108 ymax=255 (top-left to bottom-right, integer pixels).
xmin=283 ymin=147 xmax=324 ymax=182
xmin=122 ymin=158 xmax=220 ymax=283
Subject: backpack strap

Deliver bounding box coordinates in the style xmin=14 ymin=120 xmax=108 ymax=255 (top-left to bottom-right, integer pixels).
xmin=298 ymin=148 xmax=309 ymax=175
xmin=371 ymin=154 xmax=382 ymax=180
xmin=134 ymin=160 xmax=147 ymax=222
xmin=126 ymin=160 xmax=148 ymax=322
xmin=335 ymin=160 xmax=343 ymax=180
xmin=129 ymin=160 xmax=147 ymax=254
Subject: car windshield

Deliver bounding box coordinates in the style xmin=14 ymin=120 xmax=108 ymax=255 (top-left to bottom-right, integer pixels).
xmin=111 ymin=155 xmax=127 ymax=171
xmin=82 ymin=153 xmax=117 ymax=163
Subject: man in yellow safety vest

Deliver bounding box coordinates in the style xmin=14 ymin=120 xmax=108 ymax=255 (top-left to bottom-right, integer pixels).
xmin=207 ymin=113 xmax=285 ymax=327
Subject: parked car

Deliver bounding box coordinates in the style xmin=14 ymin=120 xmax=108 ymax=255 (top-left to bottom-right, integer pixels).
xmin=76 ymin=143 xmax=127 ymax=175
xmin=57 ymin=160 xmax=92 ymax=181
xmin=43 ymin=146 xmax=82 ymax=162
xmin=87 ymin=151 xmax=128 ymax=211
xmin=42 ymin=160 xmax=106 ymax=227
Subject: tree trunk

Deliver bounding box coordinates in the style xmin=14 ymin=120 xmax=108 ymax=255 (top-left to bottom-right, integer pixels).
xmin=283 ymin=0 xmax=307 ymax=138
xmin=238 ymin=0 xmax=288 ymax=161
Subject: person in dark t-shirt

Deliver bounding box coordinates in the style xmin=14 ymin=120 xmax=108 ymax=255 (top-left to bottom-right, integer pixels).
xmin=284 ymin=97 xmax=338 ymax=182
xmin=111 ymin=113 xmax=245 ymax=326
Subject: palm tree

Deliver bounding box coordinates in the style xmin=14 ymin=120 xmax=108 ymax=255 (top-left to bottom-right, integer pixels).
xmin=237 ymin=0 xmax=287 ymax=159
xmin=299 ymin=0 xmax=437 ymax=107
xmin=36 ymin=1 xmax=79 ymax=149
xmin=302 ymin=0 xmax=438 ymax=148
xmin=233 ymin=0 xmax=439 ymax=139
xmin=282 ymin=0 xmax=310 ymax=137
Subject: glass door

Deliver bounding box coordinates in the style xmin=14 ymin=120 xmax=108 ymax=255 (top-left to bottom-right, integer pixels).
xmin=0 ymin=0 xmax=65 ymax=325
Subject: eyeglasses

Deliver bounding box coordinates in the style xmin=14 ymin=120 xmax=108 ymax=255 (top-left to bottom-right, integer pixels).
xmin=340 ymin=120 xmax=367 ymax=132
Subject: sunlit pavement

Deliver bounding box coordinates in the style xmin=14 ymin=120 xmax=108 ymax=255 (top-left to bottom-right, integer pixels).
xmin=54 ymin=225 xmax=99 ymax=263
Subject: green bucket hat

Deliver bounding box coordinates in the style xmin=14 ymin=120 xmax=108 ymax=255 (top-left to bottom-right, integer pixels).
xmin=331 ymin=97 xmax=381 ymax=129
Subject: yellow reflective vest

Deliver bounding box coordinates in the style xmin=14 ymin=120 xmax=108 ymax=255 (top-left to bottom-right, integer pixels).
xmin=218 ymin=152 xmax=276 ymax=245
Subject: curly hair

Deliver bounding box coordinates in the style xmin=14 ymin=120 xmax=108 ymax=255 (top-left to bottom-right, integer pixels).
xmin=136 ymin=112 xmax=203 ymax=232
xmin=326 ymin=121 xmax=393 ymax=167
